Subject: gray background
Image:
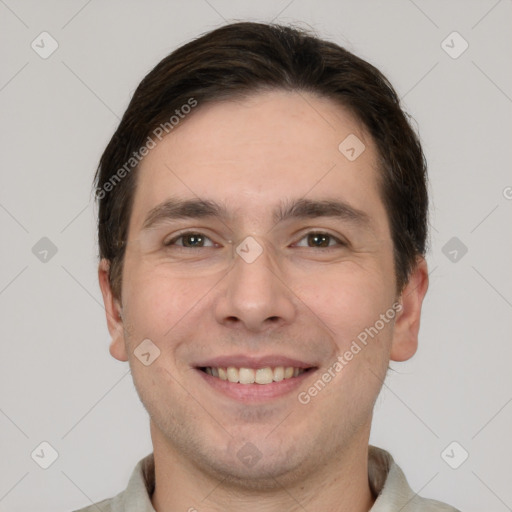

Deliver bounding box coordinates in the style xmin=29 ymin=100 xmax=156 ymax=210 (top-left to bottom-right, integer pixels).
xmin=1 ymin=1 xmax=511 ymax=511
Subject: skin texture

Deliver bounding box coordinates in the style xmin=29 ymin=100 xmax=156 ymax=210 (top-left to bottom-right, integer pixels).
xmin=98 ymin=90 xmax=429 ymax=512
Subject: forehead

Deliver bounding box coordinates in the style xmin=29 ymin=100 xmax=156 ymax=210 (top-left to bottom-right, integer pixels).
xmin=130 ymin=90 xmax=387 ymax=233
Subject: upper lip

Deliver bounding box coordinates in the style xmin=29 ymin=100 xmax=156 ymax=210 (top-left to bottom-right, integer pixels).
xmin=194 ymin=354 xmax=317 ymax=369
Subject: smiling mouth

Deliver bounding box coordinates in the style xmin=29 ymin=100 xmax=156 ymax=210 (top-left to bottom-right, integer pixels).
xmin=198 ymin=366 xmax=314 ymax=385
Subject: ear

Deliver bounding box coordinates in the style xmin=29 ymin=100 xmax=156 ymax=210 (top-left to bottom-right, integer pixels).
xmin=98 ymin=259 xmax=129 ymax=362
xmin=390 ymin=256 xmax=429 ymax=362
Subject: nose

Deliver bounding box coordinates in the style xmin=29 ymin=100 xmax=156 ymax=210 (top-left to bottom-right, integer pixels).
xmin=213 ymin=238 xmax=297 ymax=333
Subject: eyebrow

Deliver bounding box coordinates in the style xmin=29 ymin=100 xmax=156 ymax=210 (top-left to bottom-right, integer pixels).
xmin=142 ymin=197 xmax=373 ymax=231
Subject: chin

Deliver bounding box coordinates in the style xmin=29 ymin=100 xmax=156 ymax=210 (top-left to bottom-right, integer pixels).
xmin=200 ymin=455 xmax=306 ymax=491
xmin=190 ymin=438 xmax=314 ymax=491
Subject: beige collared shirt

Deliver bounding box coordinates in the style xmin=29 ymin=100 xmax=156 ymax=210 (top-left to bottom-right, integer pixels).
xmin=73 ymin=446 xmax=460 ymax=511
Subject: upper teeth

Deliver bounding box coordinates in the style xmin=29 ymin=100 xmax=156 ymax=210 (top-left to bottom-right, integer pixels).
xmin=204 ymin=366 xmax=304 ymax=384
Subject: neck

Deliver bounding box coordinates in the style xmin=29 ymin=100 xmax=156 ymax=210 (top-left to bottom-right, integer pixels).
xmin=150 ymin=423 xmax=376 ymax=512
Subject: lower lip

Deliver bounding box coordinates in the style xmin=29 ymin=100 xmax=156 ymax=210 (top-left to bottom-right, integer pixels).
xmin=196 ymin=369 xmax=315 ymax=402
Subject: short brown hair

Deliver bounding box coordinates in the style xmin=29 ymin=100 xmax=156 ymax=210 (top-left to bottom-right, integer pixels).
xmin=94 ymin=21 xmax=428 ymax=300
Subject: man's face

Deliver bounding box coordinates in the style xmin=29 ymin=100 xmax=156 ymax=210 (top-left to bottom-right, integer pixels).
xmin=100 ymin=90 xmax=427 ymax=486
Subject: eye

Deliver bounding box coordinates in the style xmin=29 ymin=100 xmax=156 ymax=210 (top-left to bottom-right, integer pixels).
xmin=164 ymin=232 xmax=216 ymax=248
xmin=294 ymin=232 xmax=346 ymax=248
xmin=163 ymin=231 xmax=344 ymax=249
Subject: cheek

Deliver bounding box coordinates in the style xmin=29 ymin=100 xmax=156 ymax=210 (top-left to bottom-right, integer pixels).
xmin=122 ymin=259 xmax=227 ymax=359
xmin=295 ymin=264 xmax=394 ymax=349
xmin=122 ymin=262 xmax=200 ymax=340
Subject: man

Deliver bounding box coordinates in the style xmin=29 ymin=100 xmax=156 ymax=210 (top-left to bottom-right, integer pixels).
xmin=77 ymin=21 xmax=459 ymax=511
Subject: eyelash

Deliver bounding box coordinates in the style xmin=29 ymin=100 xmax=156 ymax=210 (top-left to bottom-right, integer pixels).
xmin=164 ymin=231 xmax=347 ymax=249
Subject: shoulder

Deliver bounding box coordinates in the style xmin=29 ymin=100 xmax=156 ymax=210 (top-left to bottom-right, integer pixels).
xmin=71 ymin=496 xmax=114 ymax=512
xmin=385 ymin=460 xmax=460 ymax=511
xmin=69 ymin=453 xmax=154 ymax=512
xmin=404 ymin=495 xmax=461 ymax=511
xmin=369 ymin=446 xmax=461 ymax=512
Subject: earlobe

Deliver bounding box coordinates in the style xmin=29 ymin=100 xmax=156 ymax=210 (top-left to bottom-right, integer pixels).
xmin=109 ymin=334 xmax=129 ymax=362
xmin=390 ymin=256 xmax=429 ymax=362
xmin=98 ymin=259 xmax=129 ymax=362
